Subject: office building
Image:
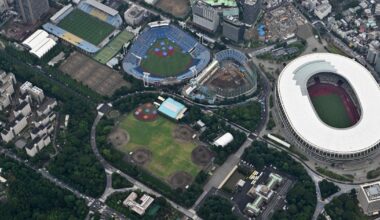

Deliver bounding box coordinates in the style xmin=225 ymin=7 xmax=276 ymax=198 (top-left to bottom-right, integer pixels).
xmin=358 ymin=182 xmax=380 ymax=215
xmin=15 ymin=0 xmax=50 ymax=24
xmin=222 ymin=16 xmax=245 ymax=42
xmin=192 ymin=1 xmax=220 ymax=32
xmin=242 ymin=0 xmax=261 ymax=25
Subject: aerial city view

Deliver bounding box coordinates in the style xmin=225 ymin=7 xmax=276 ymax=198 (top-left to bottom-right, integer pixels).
xmin=1 ymin=0 xmax=380 ymax=219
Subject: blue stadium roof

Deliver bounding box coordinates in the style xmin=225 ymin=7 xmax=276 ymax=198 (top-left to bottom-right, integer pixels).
xmin=158 ymin=98 xmax=187 ymax=120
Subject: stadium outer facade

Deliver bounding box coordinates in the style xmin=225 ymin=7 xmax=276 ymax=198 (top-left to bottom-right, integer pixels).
xmin=275 ymin=53 xmax=380 ymax=161
xmin=122 ymin=21 xmax=211 ymax=85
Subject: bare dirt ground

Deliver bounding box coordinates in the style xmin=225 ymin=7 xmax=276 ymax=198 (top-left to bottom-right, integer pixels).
xmin=191 ymin=146 xmax=213 ymax=167
xmin=131 ymin=148 xmax=153 ymax=166
xmin=155 ymin=0 xmax=190 ymax=18
xmin=172 ymin=124 xmax=194 ymax=142
xmin=108 ymin=128 xmax=129 ymax=149
xmin=168 ymin=171 xmax=193 ymax=189
xmin=60 ymin=52 xmax=130 ymax=96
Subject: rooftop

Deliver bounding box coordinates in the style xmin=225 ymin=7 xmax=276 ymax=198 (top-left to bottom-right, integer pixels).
xmin=277 ymin=53 xmax=380 ymax=154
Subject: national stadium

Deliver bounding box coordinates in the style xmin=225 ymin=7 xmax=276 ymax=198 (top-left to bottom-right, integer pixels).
xmin=276 ymin=53 xmax=380 ymax=161
xmin=183 ymin=49 xmax=257 ymax=103
xmin=122 ymin=21 xmax=211 ymax=85
xmin=43 ymin=0 xmax=122 ymax=54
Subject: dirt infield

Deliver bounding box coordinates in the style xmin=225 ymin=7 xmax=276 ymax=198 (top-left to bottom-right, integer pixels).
xmin=60 ymin=52 xmax=130 ymax=96
xmin=168 ymin=171 xmax=193 ymax=189
xmin=131 ymin=148 xmax=152 ymax=166
xmin=108 ymin=128 xmax=129 ymax=148
xmin=156 ymin=0 xmax=190 ymax=18
xmin=206 ymin=61 xmax=249 ymax=90
xmin=191 ymin=146 xmax=213 ymax=166
xmin=172 ymin=124 xmax=194 ymax=142
xmin=133 ymin=103 xmax=158 ymax=122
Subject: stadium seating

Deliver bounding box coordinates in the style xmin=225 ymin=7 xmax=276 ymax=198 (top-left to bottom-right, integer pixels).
xmin=215 ymin=49 xmax=248 ymax=65
xmin=78 ymin=1 xmax=122 ymax=28
xmin=123 ymin=25 xmax=211 ymax=83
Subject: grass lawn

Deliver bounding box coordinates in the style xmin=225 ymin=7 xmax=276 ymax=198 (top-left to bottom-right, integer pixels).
xmin=119 ymin=114 xmax=200 ymax=179
xmin=94 ymin=30 xmax=135 ymax=64
xmin=311 ymin=94 xmax=351 ymax=128
xmin=58 ymin=9 xmax=114 ymax=45
xmin=140 ymin=38 xmax=193 ymax=77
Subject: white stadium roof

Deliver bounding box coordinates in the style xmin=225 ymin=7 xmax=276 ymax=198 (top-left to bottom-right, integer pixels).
xmin=277 ymin=53 xmax=380 ymax=154
xmin=85 ymin=0 xmax=118 ymax=16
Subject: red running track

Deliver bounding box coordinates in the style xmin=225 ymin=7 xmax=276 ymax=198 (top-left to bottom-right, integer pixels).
xmin=308 ymin=83 xmax=360 ymax=125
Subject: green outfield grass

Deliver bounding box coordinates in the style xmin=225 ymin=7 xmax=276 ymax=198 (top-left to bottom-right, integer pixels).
xmin=140 ymin=39 xmax=193 ymax=77
xmin=311 ymin=94 xmax=352 ymax=128
xmin=118 ymin=114 xmax=200 ymax=179
xmin=58 ymin=9 xmax=114 ymax=45
xmin=94 ymin=30 xmax=135 ymax=64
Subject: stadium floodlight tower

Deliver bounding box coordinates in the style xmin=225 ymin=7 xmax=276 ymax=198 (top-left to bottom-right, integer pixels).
xmin=143 ymin=72 xmax=150 ymax=87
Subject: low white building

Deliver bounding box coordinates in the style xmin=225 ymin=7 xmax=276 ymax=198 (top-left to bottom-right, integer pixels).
xmin=22 ymin=30 xmax=57 ymax=59
xmin=213 ymin=132 xmax=234 ymax=147
xmin=123 ymin=192 xmax=154 ymax=216
xmin=13 ymin=101 xmax=32 ymax=118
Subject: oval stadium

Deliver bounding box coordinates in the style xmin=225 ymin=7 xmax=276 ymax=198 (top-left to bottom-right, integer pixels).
xmin=122 ymin=21 xmax=211 ymax=85
xmin=276 ymin=53 xmax=380 ymax=161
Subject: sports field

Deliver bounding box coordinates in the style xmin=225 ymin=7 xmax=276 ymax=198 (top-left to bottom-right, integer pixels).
xmin=140 ymin=39 xmax=193 ymax=77
xmin=94 ymin=30 xmax=135 ymax=64
xmin=311 ymin=94 xmax=352 ymax=128
xmin=58 ymin=9 xmax=114 ymax=45
xmin=118 ymin=114 xmax=200 ymax=180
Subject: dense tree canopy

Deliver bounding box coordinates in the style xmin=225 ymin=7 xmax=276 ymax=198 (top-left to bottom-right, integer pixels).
xmin=324 ymin=190 xmax=367 ymax=220
xmin=0 ymin=156 xmax=88 ymax=220
xmin=319 ymin=180 xmax=340 ymax=200
xmin=198 ymin=196 xmax=237 ymax=220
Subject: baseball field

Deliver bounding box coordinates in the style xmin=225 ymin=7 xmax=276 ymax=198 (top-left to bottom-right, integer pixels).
xmin=117 ymin=114 xmax=200 ymax=180
xmin=58 ymin=9 xmax=114 ymax=45
xmin=140 ymin=39 xmax=193 ymax=77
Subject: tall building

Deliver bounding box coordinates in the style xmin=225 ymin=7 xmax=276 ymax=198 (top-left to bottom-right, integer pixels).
xmin=192 ymin=1 xmax=220 ymax=32
xmin=367 ymin=46 xmax=379 ymax=64
xmin=241 ymin=0 xmax=261 ymax=26
xmin=15 ymin=0 xmax=50 ymax=24
xmin=358 ymin=182 xmax=380 ymax=215
xmin=222 ymin=16 xmax=245 ymax=43
xmin=0 ymin=0 xmax=8 ymax=13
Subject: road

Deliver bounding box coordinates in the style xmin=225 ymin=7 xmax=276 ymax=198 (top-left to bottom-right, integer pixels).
xmin=90 ymin=113 xmax=200 ymax=219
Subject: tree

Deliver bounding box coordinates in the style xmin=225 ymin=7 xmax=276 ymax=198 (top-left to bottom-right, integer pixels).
xmin=198 ymin=196 xmax=237 ymax=220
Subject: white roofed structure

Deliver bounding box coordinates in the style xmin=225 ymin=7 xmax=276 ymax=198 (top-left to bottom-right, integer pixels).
xmin=214 ymin=132 xmax=234 ymax=147
xmin=277 ymin=53 xmax=380 ymax=160
xmin=22 ymin=30 xmax=56 ymax=59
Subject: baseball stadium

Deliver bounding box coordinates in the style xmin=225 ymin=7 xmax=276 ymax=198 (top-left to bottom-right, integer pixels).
xmin=276 ymin=53 xmax=380 ymax=161
xmin=43 ymin=0 xmax=122 ymax=54
xmin=184 ymin=49 xmax=257 ymax=103
xmin=122 ymin=21 xmax=211 ymax=85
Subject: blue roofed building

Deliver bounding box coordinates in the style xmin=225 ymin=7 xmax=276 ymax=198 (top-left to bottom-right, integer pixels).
xmin=157 ymin=98 xmax=187 ymax=120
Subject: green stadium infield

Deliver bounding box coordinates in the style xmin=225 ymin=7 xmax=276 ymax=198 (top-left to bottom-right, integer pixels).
xmin=310 ymin=94 xmax=351 ymax=128
xmin=58 ymin=9 xmax=115 ymax=45
xmin=140 ymin=39 xmax=193 ymax=77
xmin=114 ymin=114 xmax=200 ymax=182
